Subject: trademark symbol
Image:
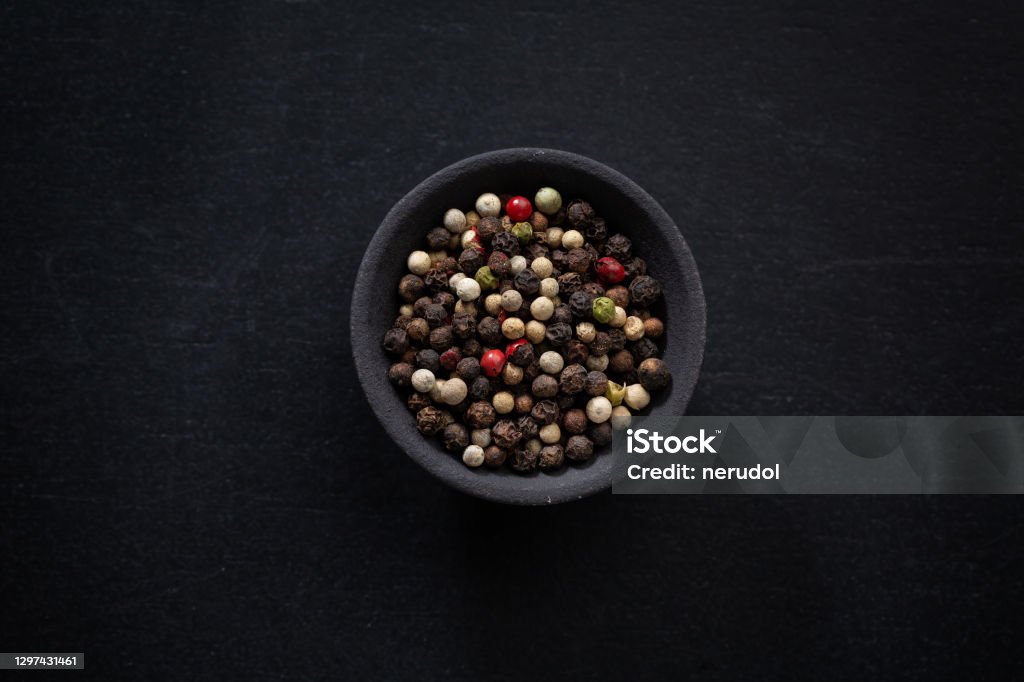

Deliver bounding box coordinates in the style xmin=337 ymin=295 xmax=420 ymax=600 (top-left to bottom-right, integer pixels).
xmin=715 ymin=430 xmax=722 ymax=434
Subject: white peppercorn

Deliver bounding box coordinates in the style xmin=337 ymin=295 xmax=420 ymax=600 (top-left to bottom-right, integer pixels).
xmin=531 ymin=257 xmax=553 ymax=279
xmin=440 ymin=377 xmax=468 ymax=405
xmin=545 ymin=227 xmax=564 ymax=249
xmin=539 ymin=351 xmax=564 ymax=374
xmin=623 ymin=383 xmax=651 ymax=410
xmin=539 ymin=423 xmax=561 ymax=444
xmin=562 ymin=229 xmax=584 ymax=249
xmin=576 ymin=321 xmax=596 ymax=343
xmin=407 ymin=250 xmax=432 ymax=276
xmin=502 ymin=362 xmax=524 ymax=386
xmin=610 ymin=306 xmax=627 ymax=328
xmin=586 ymin=396 xmax=613 ymax=423
xmin=429 ymin=378 xmax=446 ymax=403
xmin=534 ymin=187 xmax=562 ymax=215
xmin=586 ymin=354 xmax=609 ymax=372
xmin=492 ymin=391 xmax=515 ymax=414
xmin=399 ymin=304 xmax=414 ymax=317
xmin=501 ymin=317 xmax=525 ymax=339
xmin=448 ymin=272 xmax=466 ymax=291
xmin=444 ymin=208 xmax=468 ymax=233
xmin=484 ymin=293 xmax=502 ymax=315
xmin=509 ymin=255 xmax=528 ymax=275
xmin=525 ymin=320 xmax=546 ymax=344
xmin=471 ymin=428 xmax=491 ymax=447
xmin=461 ymin=231 xmax=479 ymax=250
xmin=456 ymin=277 xmax=481 ymax=302
xmin=539 ymin=277 xmax=559 ymax=298
xmin=476 ymin=192 xmax=501 ymax=217
xmin=462 ymin=444 xmax=485 ymax=467
xmin=501 ymin=289 xmax=523 ymax=312
xmin=530 ymin=296 xmax=554 ymax=321
xmin=610 ymin=405 xmax=632 ymax=430
xmin=624 ymin=316 xmax=645 ymax=341
xmin=411 ymin=369 xmax=435 ymax=393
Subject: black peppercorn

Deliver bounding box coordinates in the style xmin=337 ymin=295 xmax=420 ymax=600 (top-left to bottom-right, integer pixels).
xmin=556 ymin=272 xmax=582 ymax=297
xmin=516 ymin=414 xmax=539 ymax=440
xmin=434 ymin=292 xmax=456 ymax=311
xmin=524 ymin=242 xmax=549 ymax=262
xmin=508 ymin=341 xmax=535 ymax=367
xmin=565 ymin=435 xmax=594 ymax=462
xmin=557 ymin=394 xmax=575 ymax=410
xmin=415 ymin=348 xmax=440 ymax=373
xmin=452 ymin=312 xmax=475 ymax=339
xmin=487 ymin=251 xmax=511 ymax=278
xmin=566 ymin=248 xmax=592 ymax=274
xmin=545 ymin=322 xmax=573 ymax=347
xmin=406 ymin=318 xmax=429 ymax=343
xmin=400 ymin=348 xmax=417 ymax=365
xmin=398 ymin=274 xmax=426 ymax=303
xmin=522 ymin=359 xmax=542 ymax=382
xmin=439 ymin=347 xmax=461 ymax=371
xmin=429 ymin=326 xmax=454 ymax=352
xmin=456 ymin=357 xmax=481 ymax=382
xmin=484 ymin=445 xmax=508 ymax=468
xmin=606 ymin=285 xmax=630 ymax=308
xmin=585 ymin=217 xmax=607 ymax=242
xmin=563 ymin=340 xmax=589 ymax=365
xmin=469 ymin=376 xmax=492 ymax=401
xmin=603 ymin=233 xmax=632 ymax=260
xmin=623 ymin=257 xmax=647 ymax=280
xmin=388 ymin=362 xmax=414 ymax=387
xmin=581 ymin=281 xmax=605 ymax=298
xmin=476 ymin=216 xmax=502 ymax=244
xmin=551 ymin=304 xmax=573 ymax=325
xmin=530 ymin=400 xmax=560 ymax=425
xmin=413 ymin=296 xmax=433 ymax=318
xmin=630 ymin=337 xmax=659 ymax=361
xmin=539 ymin=444 xmax=565 ymax=471
xmin=585 ymin=371 xmax=609 ymax=397
xmin=458 ymin=247 xmax=485 ymax=274
xmin=423 ymin=267 xmax=448 ymax=293
xmin=426 ymin=226 xmax=450 ymax=250
xmin=606 ymin=328 xmax=627 ymax=352
xmin=638 ymin=357 xmax=671 ymax=391
xmin=511 ymin=446 xmax=539 ymax=473
xmin=408 ymin=392 xmax=432 ymax=413
xmin=559 ymin=364 xmax=587 ymax=395
xmin=569 ymin=290 xmax=594 ymax=318
xmin=393 ymin=314 xmax=413 ymax=331
xmin=514 ymin=269 xmax=540 ymax=297
xmin=477 ymin=317 xmax=502 ymax=345
xmin=566 ymin=199 xmax=595 ymax=228
xmin=583 ymin=242 xmax=600 ymax=263
xmin=550 ymin=249 xmax=567 ymax=272
xmin=562 ymin=408 xmax=587 ymax=434
xmin=466 ymin=401 xmax=497 ymax=429
xmin=382 ymin=328 xmax=408 ymax=355
xmin=491 ymin=231 xmax=520 ymax=256
xmin=492 ymin=419 xmax=523 ymax=449
xmin=514 ymin=393 xmax=534 ymax=415
xmin=590 ymin=331 xmax=611 ymax=357
xmin=588 ymin=422 xmax=613 ymax=447
xmin=439 ymin=256 xmax=459 ymax=274
xmin=442 ymin=423 xmax=470 ymax=452
xmin=609 ymin=349 xmax=634 ymax=374
xmin=416 ymin=406 xmax=447 ymax=436
xmin=423 ymin=303 xmax=447 ymax=328
xmin=462 ymin=338 xmax=482 ymax=358
xmin=531 ymin=374 xmax=559 ymax=399
xmin=628 ymin=275 xmax=662 ymax=307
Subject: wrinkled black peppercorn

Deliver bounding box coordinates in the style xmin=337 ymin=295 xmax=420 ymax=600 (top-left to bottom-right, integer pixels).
xmin=585 ymin=217 xmax=607 ymax=242
xmin=585 ymin=371 xmax=609 ymax=397
xmin=516 ymin=415 xmax=539 ymax=440
xmin=459 ymin=247 xmax=485 ymax=274
xmin=524 ymin=242 xmax=549 ymax=262
xmin=531 ymin=400 xmax=560 ymax=425
xmin=487 ymin=251 xmax=511 ymax=278
xmin=413 ymin=296 xmax=433 ymax=318
xmin=531 ymin=374 xmax=559 ymax=399
xmin=452 ymin=312 xmax=475 ymax=339
xmin=429 ymin=326 xmax=454 ymax=352
xmin=426 ymin=226 xmax=450 ymax=250
xmin=545 ymin=322 xmax=573 ymax=347
xmin=511 ymin=446 xmax=539 ymax=472
xmin=563 ymin=340 xmax=589 ymax=366
xmin=623 ymin=256 xmax=647 ymax=280
xmin=508 ymin=341 xmax=535 ymax=367
xmin=477 ymin=317 xmax=502 ymax=345
xmin=609 ymin=349 xmax=634 ymax=374
xmin=603 ymin=233 xmax=632 ymax=260
xmin=416 ymin=406 xmax=447 ymax=436
xmin=566 ymin=199 xmax=595 ymax=227
xmin=563 ymin=408 xmax=587 ymax=434
xmin=514 ymin=393 xmax=534 ymax=415
xmin=398 ymin=274 xmax=426 ymax=303
xmin=539 ymin=444 xmax=565 ymax=470
xmin=590 ymin=331 xmax=611 ymax=357
xmin=492 ymin=419 xmax=523 ymax=449
xmin=382 ymin=328 xmax=408 ymax=355
xmin=424 ymin=267 xmax=449 ymax=293
xmin=423 ymin=303 xmax=447 ymax=328
xmin=469 ymin=376 xmax=492 ymax=401
xmin=569 ymin=290 xmax=594 ymax=318
xmin=606 ymin=328 xmax=627 ymax=352
xmin=406 ymin=318 xmax=429 ymax=343
xmin=408 ymin=392 xmax=432 ymax=413
xmin=565 ymin=434 xmax=594 ymax=462
xmin=466 ymin=401 xmax=497 ymax=429
xmin=581 ymin=281 xmax=605 ymax=298
xmin=388 ymin=362 xmax=413 ymax=387
xmin=556 ymin=272 xmax=582 ymax=297
xmin=551 ymin=304 xmax=573 ymax=325
xmin=513 ymin=269 xmax=540 ymax=297
xmin=559 ymin=364 xmax=587 ymax=395
xmin=628 ymin=275 xmax=662 ymax=307
xmin=484 ymin=445 xmax=508 ymax=468
xmin=476 ymin=216 xmax=502 ymax=244
xmin=456 ymin=356 xmax=481 ymax=381
xmin=491 ymin=231 xmax=520 ymax=256
xmin=638 ymin=357 xmax=671 ymax=391
xmin=442 ymin=423 xmax=469 ymax=452
xmin=630 ymin=337 xmax=659 ymax=361
xmin=566 ymin=248 xmax=592 ymax=274
xmin=462 ymin=338 xmax=482 ymax=358
xmin=433 ymin=291 xmax=456 ymax=311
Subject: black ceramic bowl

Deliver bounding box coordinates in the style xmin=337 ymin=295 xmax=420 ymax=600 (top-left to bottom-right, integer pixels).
xmin=351 ymin=148 xmax=705 ymax=504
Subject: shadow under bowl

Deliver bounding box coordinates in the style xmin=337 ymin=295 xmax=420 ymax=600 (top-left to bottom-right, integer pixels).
xmin=351 ymin=148 xmax=706 ymax=504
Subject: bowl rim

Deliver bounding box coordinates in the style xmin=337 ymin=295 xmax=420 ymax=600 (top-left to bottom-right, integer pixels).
xmin=350 ymin=147 xmax=706 ymax=504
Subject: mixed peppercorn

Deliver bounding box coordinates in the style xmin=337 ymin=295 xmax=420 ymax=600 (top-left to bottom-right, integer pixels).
xmin=383 ymin=187 xmax=671 ymax=473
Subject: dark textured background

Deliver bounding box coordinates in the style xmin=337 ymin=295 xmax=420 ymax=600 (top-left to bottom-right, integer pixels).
xmin=2 ymin=1 xmax=1023 ymax=679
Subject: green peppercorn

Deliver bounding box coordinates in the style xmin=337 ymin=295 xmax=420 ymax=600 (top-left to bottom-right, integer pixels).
xmin=474 ymin=266 xmax=498 ymax=290
xmin=592 ymin=296 xmax=616 ymax=324
xmin=605 ymin=380 xmax=626 ymax=406
xmin=512 ymin=221 xmax=533 ymax=244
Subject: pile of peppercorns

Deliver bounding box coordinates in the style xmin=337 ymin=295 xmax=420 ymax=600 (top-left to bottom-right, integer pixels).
xmin=383 ymin=187 xmax=671 ymax=473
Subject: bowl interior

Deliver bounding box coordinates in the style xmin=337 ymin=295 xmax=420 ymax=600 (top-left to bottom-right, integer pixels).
xmin=351 ymin=148 xmax=705 ymax=504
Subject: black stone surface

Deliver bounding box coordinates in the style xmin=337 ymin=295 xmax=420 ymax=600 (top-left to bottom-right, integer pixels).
xmin=2 ymin=2 xmax=1022 ymax=679
xmin=352 ymin=148 xmax=705 ymax=504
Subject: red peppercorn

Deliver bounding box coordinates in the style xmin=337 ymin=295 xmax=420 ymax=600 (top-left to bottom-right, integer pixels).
xmin=480 ymin=349 xmax=507 ymax=377
xmin=505 ymin=338 xmax=529 ymax=358
xmin=505 ymin=196 xmax=533 ymax=222
xmin=439 ymin=347 xmax=462 ymax=371
xmin=596 ymin=257 xmax=625 ymax=284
